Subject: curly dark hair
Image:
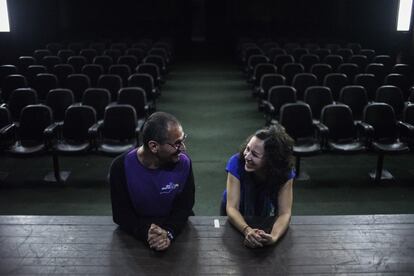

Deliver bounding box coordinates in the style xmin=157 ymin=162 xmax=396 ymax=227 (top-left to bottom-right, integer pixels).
xmin=239 ymin=124 xmax=295 ymax=197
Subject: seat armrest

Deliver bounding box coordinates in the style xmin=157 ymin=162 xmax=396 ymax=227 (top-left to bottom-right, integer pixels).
xmin=315 ymin=122 xmax=329 ymax=147
xmin=262 ymin=100 xmax=275 ymax=115
xmin=88 ymin=122 xmax=103 ymax=149
xmin=356 ymin=122 xmax=374 ymax=145
xmin=44 ymin=122 xmax=60 ymax=148
xmin=0 ymin=123 xmax=16 ymax=139
xmin=398 ymin=121 xmax=414 ymax=139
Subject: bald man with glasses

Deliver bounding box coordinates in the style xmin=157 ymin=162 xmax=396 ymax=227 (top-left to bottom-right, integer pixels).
xmin=109 ymin=112 xmax=195 ymax=251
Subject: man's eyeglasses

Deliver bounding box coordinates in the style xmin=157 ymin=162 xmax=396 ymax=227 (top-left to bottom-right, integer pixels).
xmin=164 ymin=134 xmax=187 ymax=150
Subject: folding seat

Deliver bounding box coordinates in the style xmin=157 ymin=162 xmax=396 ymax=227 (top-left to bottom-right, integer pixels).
xmin=273 ymin=54 xmax=294 ymax=74
xmin=64 ymin=74 xmax=91 ymax=102
xmin=400 ymin=104 xmax=414 ymax=149
xmin=359 ymin=49 xmax=376 ymax=62
xmin=310 ymin=63 xmax=332 ymax=84
xmin=338 ymin=85 xmax=368 ymax=121
xmin=250 ymin=63 xmax=278 ymax=88
xmin=117 ymin=87 xmax=150 ymax=125
xmin=33 ymin=73 xmax=58 ymax=101
xmin=81 ymin=64 xmax=103 ymax=87
xmin=283 ymin=42 xmax=300 ymax=54
xmin=89 ymin=42 xmax=106 ymax=55
xmin=68 ymin=42 xmax=83 ymax=55
xmin=325 ymin=43 xmax=340 ymax=54
xmin=17 ymin=57 xmax=36 ymax=74
xmin=336 ymin=48 xmax=354 ymax=62
xmin=136 ymin=63 xmax=163 ymax=87
xmin=384 ymin=73 xmax=410 ymax=99
xmin=57 ymin=49 xmax=75 ymax=63
xmin=256 ymin=73 xmax=286 ymax=102
xmin=292 ymin=48 xmax=309 ymax=62
xmin=97 ymin=74 xmax=123 ymax=102
xmin=320 ymin=104 xmax=366 ymax=153
xmin=33 ymin=49 xmax=52 ymax=62
xmin=349 ymin=55 xmax=368 ymax=71
xmin=131 ymin=42 xmax=151 ymax=52
xmin=245 ymin=54 xmax=269 ymax=78
xmin=152 ymin=42 xmax=173 ymax=61
xmin=126 ymin=48 xmax=145 ymax=63
xmin=323 ymin=54 xmax=343 ymax=71
xmin=282 ymin=63 xmax=304 ymax=85
xmin=262 ymin=85 xmax=296 ymax=124
xmin=375 ymin=85 xmax=405 ymax=118
xmin=0 ymin=65 xmax=18 ymax=87
xmin=117 ymin=55 xmax=138 ymax=72
xmin=53 ymin=64 xmax=75 ymax=85
xmin=127 ymin=73 xmax=158 ymax=111
xmin=148 ymin=48 xmax=171 ymax=65
xmin=266 ymin=48 xmax=286 ymax=61
xmin=0 ymin=106 xmax=13 ymax=151
xmin=1 ymin=74 xmax=28 ymax=102
xmin=45 ymin=88 xmax=75 ymax=123
xmin=323 ymin=73 xmax=348 ymax=101
xmin=304 ymin=86 xmax=334 ymax=122
xmin=373 ymin=55 xmax=394 ymax=73
xmin=346 ymin=43 xmax=362 ymax=54
xmin=291 ymin=73 xmax=318 ymax=100
xmin=93 ymin=55 xmax=113 ymax=73
xmin=353 ymin=73 xmax=378 ymax=101
xmin=7 ymin=88 xmax=38 ymax=122
xmin=25 ymin=65 xmax=47 ymax=87
xmin=79 ymin=48 xmax=98 ymax=63
xmin=391 ymin=64 xmax=410 ymax=80
xmin=313 ymin=48 xmax=331 ymax=61
xmin=143 ymin=55 xmax=167 ymax=75
xmin=67 ymin=56 xmax=87 ymax=73
xmin=110 ymin=43 xmax=128 ymax=54
xmin=359 ymin=103 xmax=409 ymax=183
xmin=41 ymin=56 xmax=62 ymax=72
xmin=108 ymin=64 xmax=131 ymax=86
xmin=81 ymin=88 xmax=111 ymax=121
xmin=261 ymin=42 xmax=279 ymax=53
xmin=279 ymin=102 xmax=326 ymax=180
xmin=103 ymin=49 xmax=122 ymax=66
xmin=338 ymin=63 xmax=360 ymax=82
xmin=241 ymin=46 xmax=263 ymax=64
xmin=299 ymin=54 xmax=320 ymax=72
xmin=89 ymin=104 xmax=140 ymax=156
xmin=46 ymin=43 xmax=64 ymax=55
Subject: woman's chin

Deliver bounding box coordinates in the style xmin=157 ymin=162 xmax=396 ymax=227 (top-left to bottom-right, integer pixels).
xmin=244 ymin=164 xmax=256 ymax=172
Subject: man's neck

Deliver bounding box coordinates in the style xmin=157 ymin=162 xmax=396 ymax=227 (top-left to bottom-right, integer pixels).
xmin=137 ymin=146 xmax=160 ymax=169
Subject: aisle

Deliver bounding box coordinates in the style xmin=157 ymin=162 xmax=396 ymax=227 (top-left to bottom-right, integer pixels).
xmin=158 ymin=55 xmax=263 ymax=215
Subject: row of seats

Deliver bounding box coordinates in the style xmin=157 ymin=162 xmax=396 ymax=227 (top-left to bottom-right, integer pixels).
xmin=235 ymin=40 xmax=414 ymax=183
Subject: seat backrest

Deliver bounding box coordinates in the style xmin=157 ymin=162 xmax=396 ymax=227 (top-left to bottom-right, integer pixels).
xmin=323 ymin=73 xmax=348 ymax=101
xmin=46 ymin=88 xmax=75 ymax=122
xmin=363 ymin=103 xmax=397 ymax=140
xmin=108 ymin=64 xmax=131 ymax=86
xmin=338 ymin=85 xmax=368 ymax=120
xmin=268 ymin=85 xmax=297 ymax=115
xmin=0 ymin=106 xmax=11 ymax=129
xmin=67 ymin=56 xmax=87 ymax=73
xmin=304 ymin=86 xmax=333 ymax=120
xmin=353 ymin=73 xmax=378 ymax=101
xmin=126 ymin=48 xmax=145 ymax=62
xmin=321 ymin=104 xmax=356 ymax=140
xmin=375 ymin=85 xmax=404 ymax=116
xmin=82 ymin=88 xmax=111 ymax=120
xmin=299 ymin=54 xmax=320 ymax=72
xmin=19 ymin=104 xmax=53 ymax=142
xmin=127 ymin=73 xmax=155 ymax=101
xmin=118 ymin=87 xmax=147 ymax=119
xmin=349 ymin=55 xmax=368 ymax=70
xmin=136 ymin=63 xmax=160 ymax=85
xmin=2 ymin=74 xmax=28 ymax=102
xmin=62 ymin=105 xmax=96 ymax=141
xmin=103 ymin=49 xmax=122 ymax=64
xmin=93 ymin=55 xmax=113 ymax=73
xmin=53 ymin=64 xmax=75 ymax=84
xmin=291 ymin=73 xmax=318 ymax=100
xmin=64 ymin=74 xmax=91 ymax=102
xmin=273 ymin=54 xmax=294 ymax=73
xmin=384 ymin=73 xmax=410 ymax=99
xmin=360 ymin=49 xmax=376 ymax=62
xmin=33 ymin=73 xmax=58 ymax=100
xmin=79 ymin=48 xmax=98 ymax=63
xmin=338 ymin=63 xmax=360 ymax=82
xmin=102 ymin=105 xmax=137 ymax=140
xmin=117 ymin=55 xmax=138 ymax=72
xmin=280 ymin=103 xmax=314 ymax=139
xmin=365 ymin=63 xmax=386 ymax=84
xmin=97 ymin=74 xmax=123 ymax=102
xmin=310 ymin=63 xmax=332 ymax=84
xmin=8 ymin=88 xmax=38 ymax=121
xmin=282 ymin=63 xmax=304 ymax=84
xmin=260 ymin=73 xmax=285 ymax=98
xmin=81 ymin=64 xmax=104 ymax=86
xmin=0 ymin=65 xmax=18 ymax=85
xmin=403 ymin=103 xmax=414 ymax=125
xmin=57 ymin=49 xmax=76 ymax=63
xmin=336 ymin=48 xmax=354 ymax=61
xmin=323 ymin=54 xmax=343 ymax=71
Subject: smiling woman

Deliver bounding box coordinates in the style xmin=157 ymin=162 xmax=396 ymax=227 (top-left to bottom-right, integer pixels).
xmin=0 ymin=0 xmax=10 ymax=32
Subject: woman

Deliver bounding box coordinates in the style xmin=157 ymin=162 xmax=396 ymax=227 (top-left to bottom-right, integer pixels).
xmin=221 ymin=125 xmax=295 ymax=248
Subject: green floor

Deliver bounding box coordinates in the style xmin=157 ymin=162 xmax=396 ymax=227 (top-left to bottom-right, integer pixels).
xmin=0 ymin=53 xmax=414 ymax=216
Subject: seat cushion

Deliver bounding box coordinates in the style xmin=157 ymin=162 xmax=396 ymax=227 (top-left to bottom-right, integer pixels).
xmin=372 ymin=141 xmax=409 ymax=154
xmin=329 ymin=141 xmax=366 ymax=153
xmin=293 ymin=139 xmax=321 ymax=156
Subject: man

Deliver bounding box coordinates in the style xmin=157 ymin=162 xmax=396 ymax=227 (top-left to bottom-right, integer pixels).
xmin=109 ymin=112 xmax=195 ymax=251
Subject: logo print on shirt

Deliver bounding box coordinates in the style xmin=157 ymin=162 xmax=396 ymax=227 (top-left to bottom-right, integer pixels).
xmin=160 ymin=182 xmax=180 ymax=194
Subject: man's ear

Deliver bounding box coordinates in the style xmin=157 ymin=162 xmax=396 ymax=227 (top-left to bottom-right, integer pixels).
xmin=148 ymin=140 xmax=159 ymax=153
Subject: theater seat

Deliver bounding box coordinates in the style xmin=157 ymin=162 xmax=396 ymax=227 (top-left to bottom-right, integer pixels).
xmin=359 ymin=103 xmax=409 ymax=184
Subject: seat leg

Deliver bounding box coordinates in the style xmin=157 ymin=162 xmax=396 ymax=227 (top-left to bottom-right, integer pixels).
xmin=295 ymin=156 xmax=310 ymax=181
xmin=369 ymin=154 xmax=393 ymax=184
xmin=44 ymin=152 xmax=70 ymax=183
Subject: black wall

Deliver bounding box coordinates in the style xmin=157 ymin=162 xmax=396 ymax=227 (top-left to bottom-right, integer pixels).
xmin=0 ymin=0 xmax=412 ymax=62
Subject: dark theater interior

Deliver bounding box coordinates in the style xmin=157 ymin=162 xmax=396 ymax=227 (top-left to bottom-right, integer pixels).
xmin=0 ymin=0 xmax=414 ymax=274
